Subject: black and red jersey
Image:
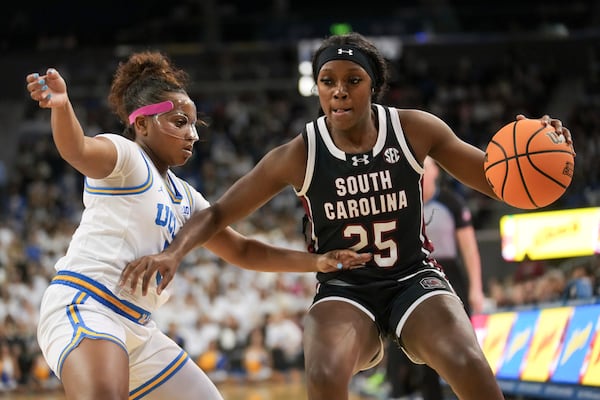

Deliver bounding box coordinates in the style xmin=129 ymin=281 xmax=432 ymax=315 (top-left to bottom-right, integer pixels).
xmin=296 ymin=104 xmax=434 ymax=285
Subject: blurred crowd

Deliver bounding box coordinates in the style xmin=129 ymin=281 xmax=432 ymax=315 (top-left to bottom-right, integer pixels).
xmin=1 ymin=36 xmax=600 ymax=394
xmin=487 ymin=257 xmax=599 ymax=311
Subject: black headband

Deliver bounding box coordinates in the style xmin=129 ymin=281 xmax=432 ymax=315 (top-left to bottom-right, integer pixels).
xmin=314 ymin=45 xmax=376 ymax=86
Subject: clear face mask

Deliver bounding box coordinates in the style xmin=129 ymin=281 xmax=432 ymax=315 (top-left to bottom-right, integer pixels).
xmin=128 ymin=100 xmax=200 ymax=141
xmin=152 ymin=112 xmax=199 ymax=141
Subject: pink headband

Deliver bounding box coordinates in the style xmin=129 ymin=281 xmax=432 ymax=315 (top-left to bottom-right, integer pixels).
xmin=128 ymin=101 xmax=174 ymax=125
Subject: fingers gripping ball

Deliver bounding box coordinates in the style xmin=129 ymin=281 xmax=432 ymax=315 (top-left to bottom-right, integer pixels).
xmin=484 ymin=118 xmax=575 ymax=209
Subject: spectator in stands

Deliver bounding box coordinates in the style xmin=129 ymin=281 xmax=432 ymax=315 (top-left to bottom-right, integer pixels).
xmin=563 ymin=262 xmax=594 ymax=300
xmin=265 ymin=310 xmax=304 ymax=383
xmin=30 ymin=349 xmax=61 ymax=392
xmin=196 ymin=339 xmax=228 ymax=383
xmin=534 ymin=269 xmax=566 ymax=304
xmin=0 ymin=340 xmax=20 ymax=391
xmin=165 ymin=322 xmax=186 ymax=349
xmin=243 ymin=327 xmax=272 ymax=382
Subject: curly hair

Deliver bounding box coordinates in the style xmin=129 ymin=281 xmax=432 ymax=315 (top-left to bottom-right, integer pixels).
xmin=107 ymin=51 xmax=189 ymax=139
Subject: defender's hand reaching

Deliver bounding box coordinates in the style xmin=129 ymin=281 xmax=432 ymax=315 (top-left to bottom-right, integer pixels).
xmin=316 ymin=250 xmax=372 ymax=273
xmin=120 ymin=252 xmax=180 ymax=296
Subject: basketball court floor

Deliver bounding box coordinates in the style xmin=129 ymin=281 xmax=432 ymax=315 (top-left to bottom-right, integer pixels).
xmin=2 ymin=381 xmax=372 ymax=400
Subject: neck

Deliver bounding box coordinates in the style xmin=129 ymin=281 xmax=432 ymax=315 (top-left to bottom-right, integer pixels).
xmin=329 ymin=108 xmax=378 ymax=153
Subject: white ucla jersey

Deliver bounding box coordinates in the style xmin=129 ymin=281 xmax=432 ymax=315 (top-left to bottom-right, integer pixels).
xmin=55 ymin=134 xmax=209 ymax=312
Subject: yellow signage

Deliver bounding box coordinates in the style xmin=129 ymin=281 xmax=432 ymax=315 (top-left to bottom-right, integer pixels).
xmin=520 ymin=307 xmax=571 ymax=382
xmin=482 ymin=312 xmax=517 ymax=374
xmin=500 ymin=207 xmax=600 ymax=261
xmin=581 ymin=324 xmax=600 ymax=386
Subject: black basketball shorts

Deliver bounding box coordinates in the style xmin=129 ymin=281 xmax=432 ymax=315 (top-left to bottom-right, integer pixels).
xmin=311 ymin=267 xmax=460 ymax=364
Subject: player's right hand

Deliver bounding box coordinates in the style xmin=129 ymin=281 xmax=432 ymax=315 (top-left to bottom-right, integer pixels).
xmin=26 ymin=68 xmax=68 ymax=109
xmin=120 ymin=252 xmax=180 ymax=296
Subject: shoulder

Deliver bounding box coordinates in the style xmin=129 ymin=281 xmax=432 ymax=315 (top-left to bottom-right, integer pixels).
xmin=396 ymin=108 xmax=449 ymax=129
xmin=94 ymin=134 xmax=144 ymax=175
xmin=393 ymin=108 xmax=456 ymax=161
xmin=388 ymin=107 xmax=447 ymax=133
xmin=95 ymin=133 xmax=135 ymax=152
xmin=96 ymin=133 xmax=131 ymax=144
xmin=253 ymin=133 xmax=307 ymax=189
xmin=265 ymin=134 xmax=306 ymax=160
xmin=268 ymin=133 xmax=307 ymax=166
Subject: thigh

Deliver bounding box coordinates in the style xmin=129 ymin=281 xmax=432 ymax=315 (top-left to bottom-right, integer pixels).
xmin=38 ymin=285 xmax=128 ymax=378
xmin=400 ymin=293 xmax=475 ymax=366
xmin=388 ymin=268 xmax=459 ymax=363
xmin=129 ymin=328 xmax=222 ymax=400
xmin=304 ymin=298 xmax=381 ymax=375
xmin=38 ymin=285 xmax=130 ymax=398
xmin=61 ymin=338 xmax=129 ymax=399
xmin=441 ymin=262 xmax=470 ymax=313
xmin=399 ymin=295 xmax=504 ymax=399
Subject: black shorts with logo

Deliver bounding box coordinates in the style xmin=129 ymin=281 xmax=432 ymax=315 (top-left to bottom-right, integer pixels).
xmin=312 ymin=266 xmax=460 ymax=362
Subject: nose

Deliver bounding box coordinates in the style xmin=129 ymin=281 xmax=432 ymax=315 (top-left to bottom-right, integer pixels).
xmin=333 ymin=83 xmax=348 ymax=99
xmin=186 ymin=125 xmax=199 ymax=141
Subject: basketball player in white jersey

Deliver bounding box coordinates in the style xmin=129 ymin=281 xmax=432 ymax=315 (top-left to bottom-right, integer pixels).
xmin=25 ymin=51 xmax=370 ymax=400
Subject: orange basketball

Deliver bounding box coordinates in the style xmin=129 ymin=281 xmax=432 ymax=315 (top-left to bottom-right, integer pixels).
xmin=484 ymin=118 xmax=575 ymax=209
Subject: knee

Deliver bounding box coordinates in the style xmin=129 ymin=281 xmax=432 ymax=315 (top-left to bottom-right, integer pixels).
xmin=63 ymin=371 xmax=128 ymax=400
xmin=69 ymin=382 xmax=127 ymax=400
xmin=306 ymin=360 xmax=337 ymax=387
xmin=450 ymin=344 xmax=488 ymax=370
xmin=305 ymin=357 xmax=352 ymax=389
xmin=433 ymin=342 xmax=490 ymax=377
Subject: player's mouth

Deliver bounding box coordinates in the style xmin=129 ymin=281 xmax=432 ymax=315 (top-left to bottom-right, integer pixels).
xmin=332 ymin=108 xmax=351 ymax=114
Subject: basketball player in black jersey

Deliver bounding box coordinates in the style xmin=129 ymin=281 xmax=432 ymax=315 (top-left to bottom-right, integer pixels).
xmin=122 ymin=32 xmax=574 ymax=400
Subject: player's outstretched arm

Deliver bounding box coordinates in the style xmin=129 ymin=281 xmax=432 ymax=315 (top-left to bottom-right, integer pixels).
xmin=120 ymin=226 xmax=372 ymax=295
xmin=205 ymin=227 xmax=372 ymax=274
xmin=25 ymin=68 xmax=116 ymax=178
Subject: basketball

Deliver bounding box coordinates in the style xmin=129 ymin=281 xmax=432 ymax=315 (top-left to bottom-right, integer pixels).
xmin=484 ymin=118 xmax=575 ymax=209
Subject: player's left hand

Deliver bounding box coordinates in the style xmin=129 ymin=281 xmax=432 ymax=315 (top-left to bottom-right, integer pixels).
xmin=516 ymin=114 xmax=574 ymax=155
xmin=317 ymin=250 xmax=372 ymax=273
